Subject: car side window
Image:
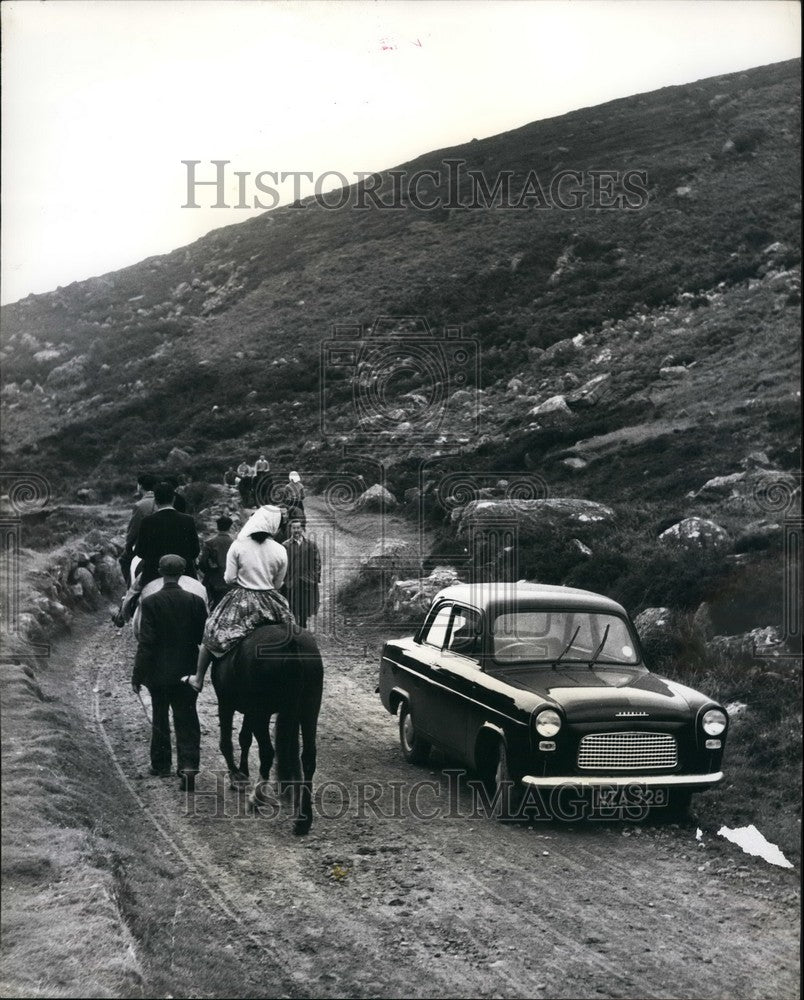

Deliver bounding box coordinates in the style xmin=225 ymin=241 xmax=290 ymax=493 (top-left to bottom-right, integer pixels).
xmin=446 ymin=607 xmax=482 ymax=660
xmin=423 ymin=604 xmax=453 ymax=649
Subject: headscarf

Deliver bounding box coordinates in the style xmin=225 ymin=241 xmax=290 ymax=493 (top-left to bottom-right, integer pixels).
xmin=238 ymin=505 xmax=281 ymax=540
xmin=289 ymin=471 xmax=301 ymax=483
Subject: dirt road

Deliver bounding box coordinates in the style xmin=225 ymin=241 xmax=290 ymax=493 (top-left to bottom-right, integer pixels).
xmin=20 ymin=498 xmax=802 ymax=998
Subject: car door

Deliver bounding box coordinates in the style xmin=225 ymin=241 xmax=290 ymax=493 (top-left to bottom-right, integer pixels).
xmin=417 ymin=604 xmax=483 ymax=761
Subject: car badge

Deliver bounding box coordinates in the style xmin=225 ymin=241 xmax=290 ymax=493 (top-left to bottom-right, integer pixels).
xmin=615 ymin=710 xmax=649 ymax=717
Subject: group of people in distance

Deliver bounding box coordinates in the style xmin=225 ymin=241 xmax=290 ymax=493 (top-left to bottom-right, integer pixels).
xmin=118 ymin=468 xmax=322 ymax=790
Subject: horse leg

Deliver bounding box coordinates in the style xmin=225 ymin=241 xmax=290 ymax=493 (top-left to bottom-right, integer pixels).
xmin=237 ymin=719 xmax=253 ymax=779
xmin=293 ymin=706 xmax=320 ymax=836
xmin=247 ymin=709 xmax=276 ymax=810
xmin=218 ymin=702 xmax=247 ymax=786
xmin=275 ymin=713 xmax=301 ymax=802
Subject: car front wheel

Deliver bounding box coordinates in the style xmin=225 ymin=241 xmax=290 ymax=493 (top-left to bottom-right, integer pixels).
xmin=398 ymin=702 xmax=431 ymax=765
xmin=490 ymin=739 xmax=524 ymax=821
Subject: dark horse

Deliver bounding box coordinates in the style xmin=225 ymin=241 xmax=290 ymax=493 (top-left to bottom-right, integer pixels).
xmin=211 ymin=621 xmax=323 ymax=835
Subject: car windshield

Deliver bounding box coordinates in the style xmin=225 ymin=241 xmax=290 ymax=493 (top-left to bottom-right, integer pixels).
xmin=492 ymin=610 xmax=639 ymax=665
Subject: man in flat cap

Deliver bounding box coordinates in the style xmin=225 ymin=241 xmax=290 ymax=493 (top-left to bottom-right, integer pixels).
xmin=131 ymin=554 xmax=207 ymax=790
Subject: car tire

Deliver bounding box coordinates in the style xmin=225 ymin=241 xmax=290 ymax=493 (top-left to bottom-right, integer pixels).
xmin=661 ymin=787 xmax=693 ymax=821
xmin=490 ymin=739 xmax=524 ymax=822
xmin=398 ymin=702 xmax=431 ymax=766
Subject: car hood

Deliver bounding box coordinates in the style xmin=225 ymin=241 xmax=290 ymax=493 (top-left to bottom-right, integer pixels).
xmin=493 ymin=665 xmax=694 ymax=722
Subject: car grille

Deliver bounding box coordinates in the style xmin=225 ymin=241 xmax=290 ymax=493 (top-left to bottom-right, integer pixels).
xmin=577 ymin=732 xmax=678 ymax=770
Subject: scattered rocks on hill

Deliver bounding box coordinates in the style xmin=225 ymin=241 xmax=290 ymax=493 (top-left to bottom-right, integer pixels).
xmin=356 ymin=484 xmax=398 ymax=511
xmin=456 ymin=498 xmax=616 ymax=540
xmin=387 ymin=566 xmax=462 ymax=619
xmin=658 ymin=517 xmax=730 ymax=551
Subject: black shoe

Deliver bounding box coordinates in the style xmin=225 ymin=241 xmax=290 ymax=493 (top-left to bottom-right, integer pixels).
xmin=149 ymin=766 xmax=171 ymax=777
xmin=178 ymin=771 xmax=196 ymax=792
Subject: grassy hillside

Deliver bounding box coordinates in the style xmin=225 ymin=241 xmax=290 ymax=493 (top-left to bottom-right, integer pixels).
xmin=1 ymin=58 xmax=799 ymax=502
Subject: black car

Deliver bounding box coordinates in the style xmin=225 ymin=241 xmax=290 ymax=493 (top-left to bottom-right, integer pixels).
xmin=379 ymin=583 xmax=728 ymax=818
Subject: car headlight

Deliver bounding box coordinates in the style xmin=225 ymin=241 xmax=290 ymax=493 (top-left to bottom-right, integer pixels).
xmin=535 ymin=709 xmax=562 ymax=738
xmin=702 ymin=708 xmax=727 ymax=736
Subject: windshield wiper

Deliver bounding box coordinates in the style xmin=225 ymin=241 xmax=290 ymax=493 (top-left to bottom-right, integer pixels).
xmin=588 ymin=625 xmax=611 ymax=670
xmin=552 ymin=626 xmax=581 ymax=670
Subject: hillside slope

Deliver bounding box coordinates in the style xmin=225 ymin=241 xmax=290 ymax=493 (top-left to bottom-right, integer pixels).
xmin=1 ymin=58 xmax=800 ymax=503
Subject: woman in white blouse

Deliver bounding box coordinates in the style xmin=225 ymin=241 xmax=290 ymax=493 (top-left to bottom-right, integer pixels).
xmin=186 ymin=505 xmax=293 ymax=691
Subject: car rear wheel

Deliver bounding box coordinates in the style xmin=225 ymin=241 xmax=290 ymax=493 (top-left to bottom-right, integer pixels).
xmin=398 ymin=702 xmax=431 ymax=765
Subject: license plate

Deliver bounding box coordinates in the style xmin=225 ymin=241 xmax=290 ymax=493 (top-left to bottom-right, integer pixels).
xmin=592 ymin=785 xmax=669 ymax=809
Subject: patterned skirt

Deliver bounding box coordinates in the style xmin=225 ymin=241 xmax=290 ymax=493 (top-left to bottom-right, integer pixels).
xmin=203 ymin=586 xmax=295 ymax=657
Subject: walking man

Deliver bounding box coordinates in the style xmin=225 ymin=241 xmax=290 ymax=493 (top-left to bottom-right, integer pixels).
xmin=282 ymin=518 xmax=321 ymax=629
xmin=135 ymin=481 xmax=200 ymax=586
xmin=198 ymin=515 xmax=234 ymax=609
xmin=131 ymin=554 xmax=207 ymax=790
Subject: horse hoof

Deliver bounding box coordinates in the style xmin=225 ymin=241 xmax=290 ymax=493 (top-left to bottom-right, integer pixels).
xmin=293 ymin=820 xmax=312 ymax=836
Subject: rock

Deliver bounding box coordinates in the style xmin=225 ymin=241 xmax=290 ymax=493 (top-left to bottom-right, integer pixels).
xmin=675 ymin=186 xmax=692 ymax=197
xmin=361 ymin=538 xmax=420 ymax=576
xmin=708 ymin=627 xmax=789 ymax=663
xmin=692 ymin=602 xmax=714 ymax=640
xmin=403 ymin=487 xmax=421 ymax=505
xmin=741 ymin=451 xmax=772 ymax=470
xmin=457 ymin=498 xmax=616 ymax=541
xmin=721 ymin=139 xmax=735 ymax=154
xmin=570 ymin=538 xmax=593 ymax=558
xmin=165 ymin=447 xmax=193 ymax=471
xmin=75 ymin=487 xmax=99 ymax=504
xmin=45 ymin=355 xmax=88 ymax=387
xmin=763 ymin=241 xmax=788 ymax=257
xmin=387 ymin=566 xmax=462 ymax=618
xmin=541 ymin=338 xmax=578 ymax=365
xmin=634 ymin=607 xmax=681 ymax=660
xmin=356 ymin=484 xmax=398 ymax=511
xmin=659 ymin=365 xmax=689 ymax=380
xmin=529 ymin=395 xmax=573 ymax=424
xmin=507 ymin=377 xmax=525 ymax=395
xmin=658 ymin=518 xmax=730 ymax=552
xmin=695 ymin=471 xmax=746 ymax=497
xmin=566 ymin=373 xmax=612 ymax=408
xmin=562 ymin=457 xmax=588 ymax=471
xmin=734 ymin=519 xmax=783 ymax=552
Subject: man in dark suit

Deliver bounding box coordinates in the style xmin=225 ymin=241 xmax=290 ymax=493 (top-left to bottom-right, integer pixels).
xmin=282 ymin=518 xmax=321 ymax=629
xmin=135 ymin=481 xmax=200 ymax=586
xmin=132 ymin=554 xmax=207 ymax=790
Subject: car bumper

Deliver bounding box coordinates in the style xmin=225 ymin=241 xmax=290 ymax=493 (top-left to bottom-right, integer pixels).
xmin=521 ymin=771 xmax=723 ymax=789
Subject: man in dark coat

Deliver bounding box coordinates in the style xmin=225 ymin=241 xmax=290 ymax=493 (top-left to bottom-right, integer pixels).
xmin=135 ymin=481 xmax=200 ymax=586
xmin=132 ymin=554 xmax=207 ymax=789
xmin=282 ymin=518 xmax=321 ymax=629
xmin=198 ymin=515 xmax=234 ymax=609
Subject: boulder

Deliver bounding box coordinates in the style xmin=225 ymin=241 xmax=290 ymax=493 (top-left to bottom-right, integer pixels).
xmin=634 ymin=607 xmax=681 ymax=660
xmin=387 ymin=566 xmax=462 ymax=618
xmin=457 ymin=498 xmax=615 ymax=541
xmin=692 ymin=602 xmax=714 ymax=641
xmin=570 ymin=538 xmax=593 ymax=558
xmin=658 ymin=517 xmax=730 ymax=552
xmin=75 ymin=487 xmax=99 ymax=504
xmin=361 ymin=538 xmax=420 ymax=577
xmin=694 ymin=471 xmax=747 ymax=498
xmin=165 ymin=447 xmax=193 ymax=471
xmin=356 ymin=484 xmax=398 ymax=511
xmin=708 ymin=626 xmax=789 ymax=663
xmin=566 ymin=373 xmax=612 ymax=408
xmin=741 ymin=451 xmax=772 ymax=470
xmin=659 ymin=365 xmax=689 ymax=380
xmin=562 ymin=457 xmax=588 ymax=471
xmin=734 ymin=519 xmax=783 ymax=553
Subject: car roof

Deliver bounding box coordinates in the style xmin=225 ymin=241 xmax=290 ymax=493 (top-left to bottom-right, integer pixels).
xmin=433 ymin=582 xmax=628 ymax=616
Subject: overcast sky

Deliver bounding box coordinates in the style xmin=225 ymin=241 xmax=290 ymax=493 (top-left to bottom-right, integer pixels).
xmin=1 ymin=0 xmax=800 ymax=305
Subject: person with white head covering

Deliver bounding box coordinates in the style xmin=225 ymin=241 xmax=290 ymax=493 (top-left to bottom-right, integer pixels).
xmin=185 ymin=505 xmax=293 ymax=691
